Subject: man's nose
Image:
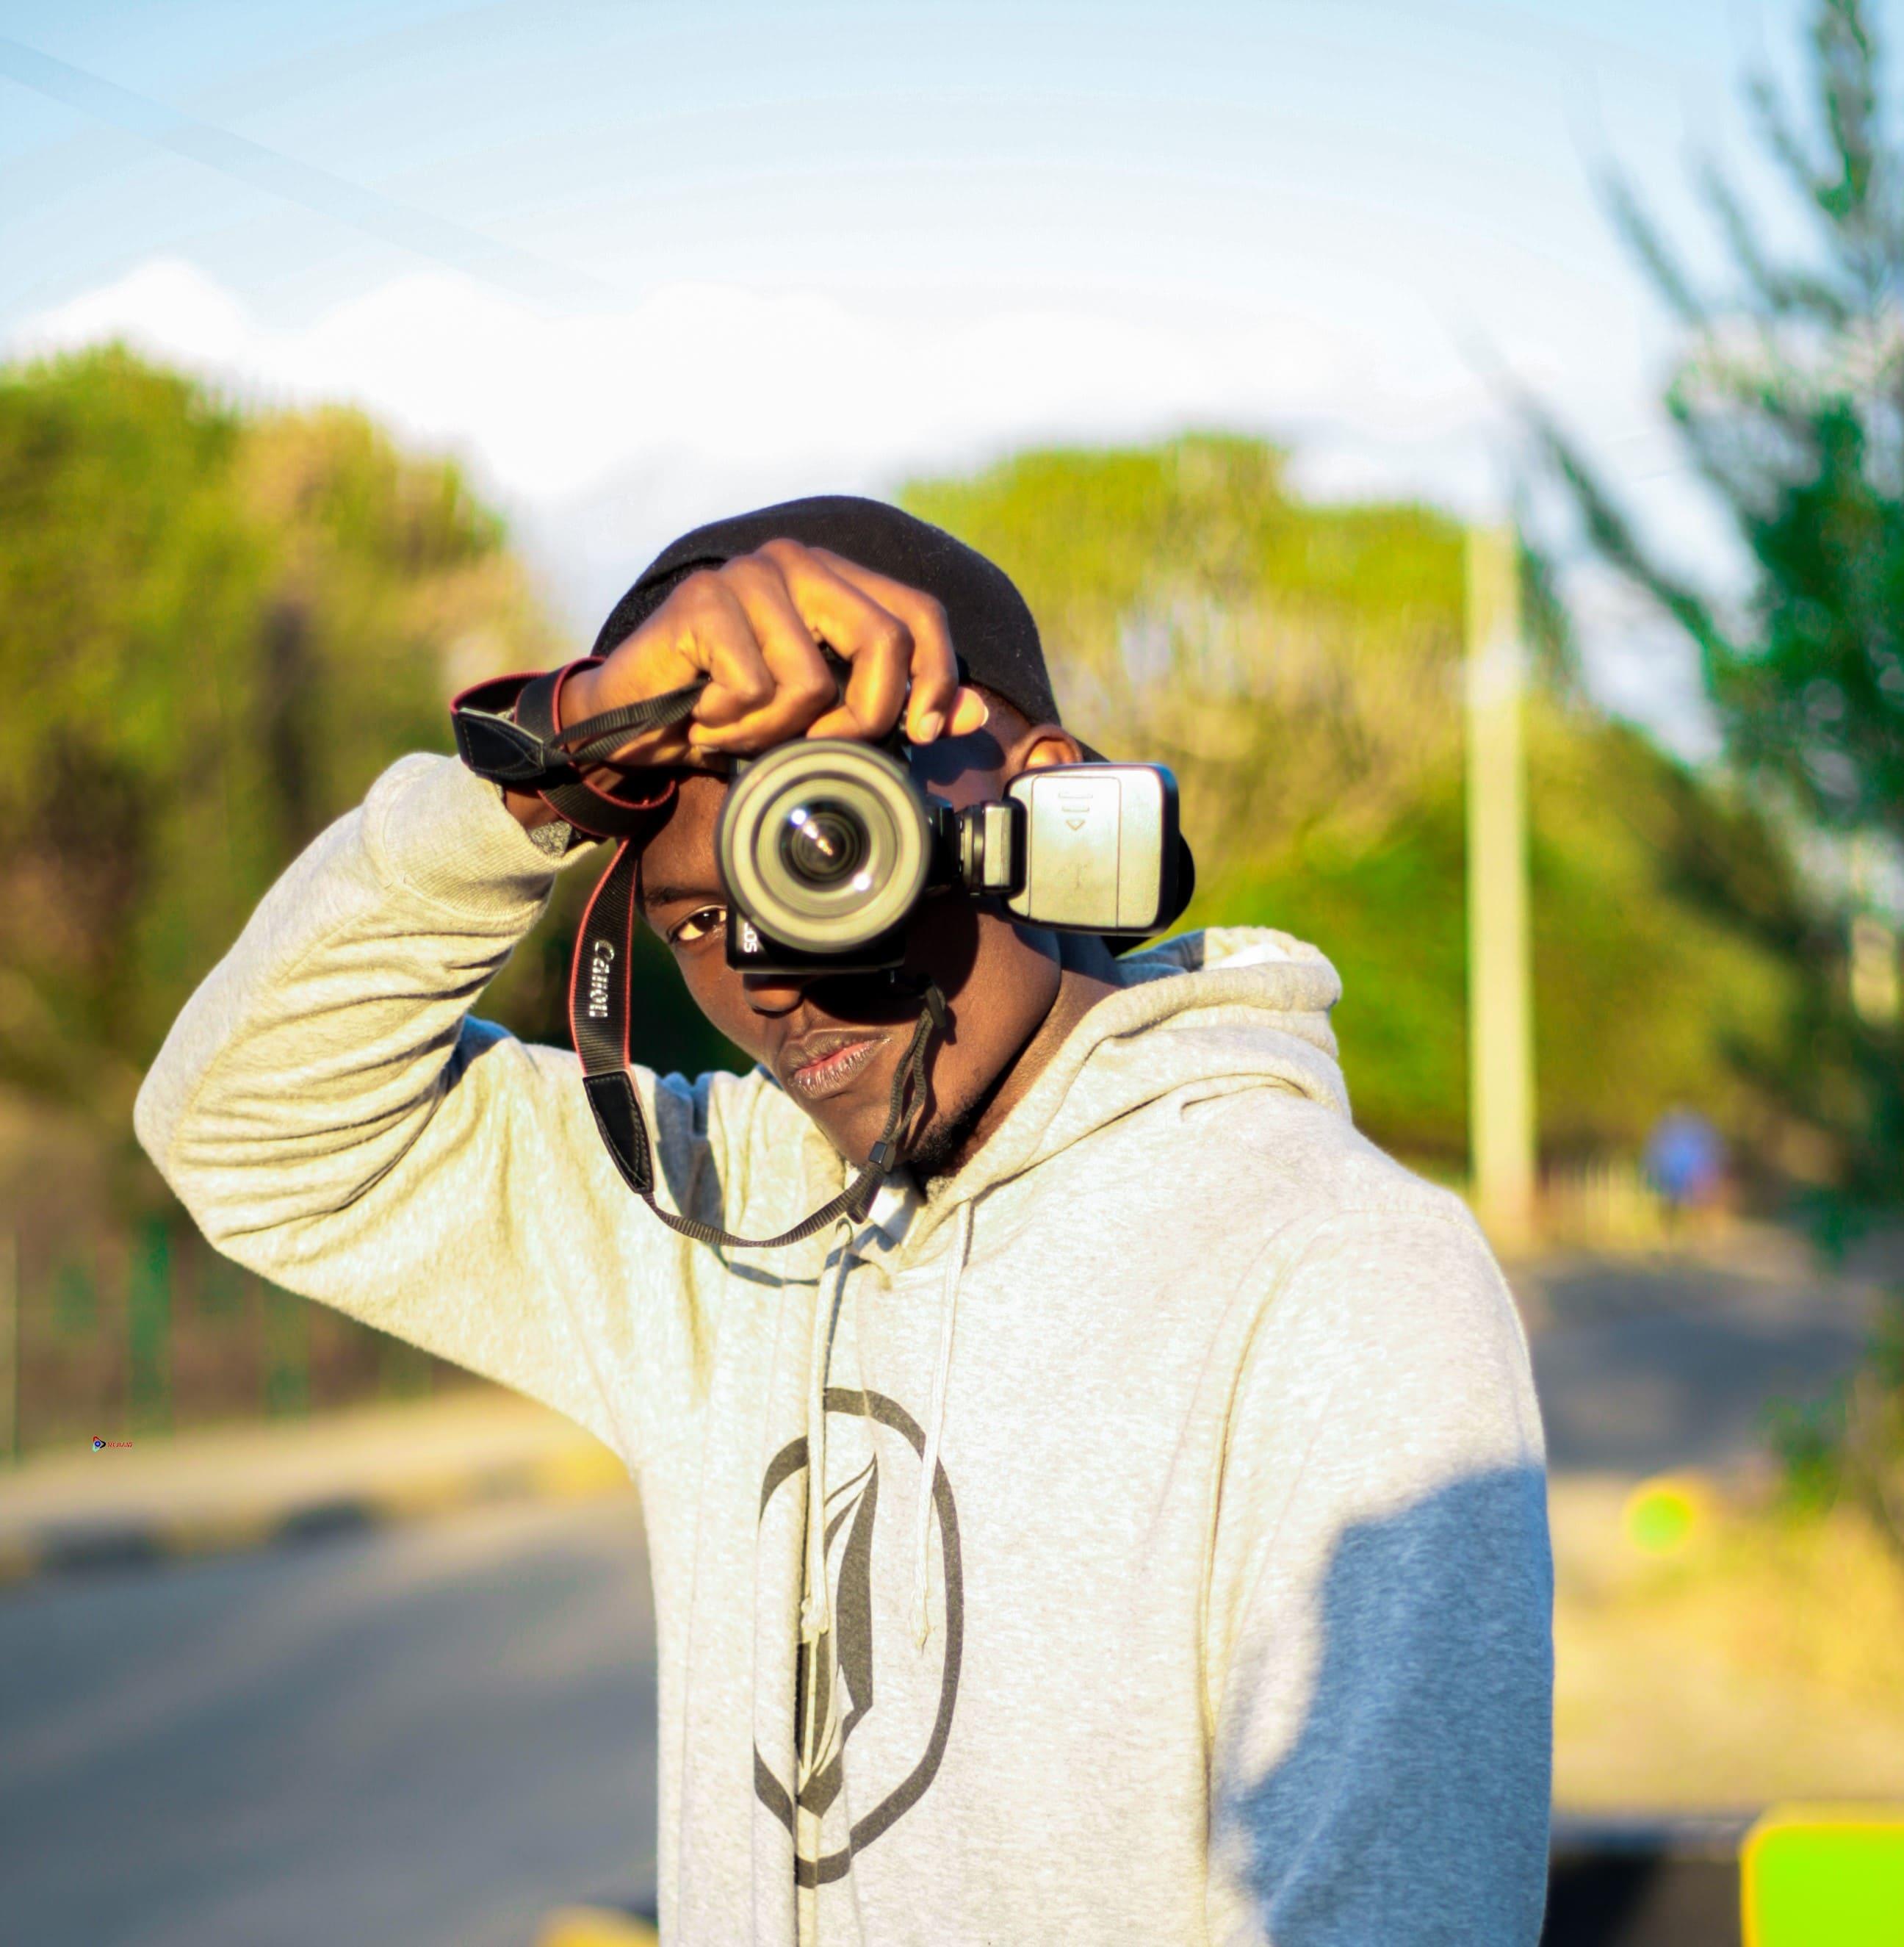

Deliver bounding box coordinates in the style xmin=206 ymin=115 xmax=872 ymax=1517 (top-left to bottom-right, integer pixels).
xmin=742 ymin=971 xmax=808 ymax=1016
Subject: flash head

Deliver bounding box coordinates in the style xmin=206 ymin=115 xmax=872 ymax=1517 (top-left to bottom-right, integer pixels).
xmin=718 ymin=737 xmax=1187 ymax=975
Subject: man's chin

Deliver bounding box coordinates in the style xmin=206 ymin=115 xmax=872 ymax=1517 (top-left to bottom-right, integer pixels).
xmin=796 ymin=1091 xmax=887 ymax=1166
xmin=787 ymin=1043 xmax=980 ymax=1185
xmin=796 ymin=1091 xmax=969 ymax=1186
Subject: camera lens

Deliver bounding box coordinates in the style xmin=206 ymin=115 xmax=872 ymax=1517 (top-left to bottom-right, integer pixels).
xmin=718 ymin=740 xmax=931 ymax=955
xmin=779 ymin=802 xmax=867 ymax=888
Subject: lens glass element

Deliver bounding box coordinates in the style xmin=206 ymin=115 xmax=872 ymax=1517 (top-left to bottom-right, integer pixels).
xmin=778 ymin=802 xmax=867 ymax=888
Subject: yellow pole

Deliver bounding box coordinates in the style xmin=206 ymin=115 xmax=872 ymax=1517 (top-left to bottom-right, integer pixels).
xmin=0 ymin=1230 xmax=14 ymax=1463
xmin=1465 ymin=525 xmax=1537 ymax=1248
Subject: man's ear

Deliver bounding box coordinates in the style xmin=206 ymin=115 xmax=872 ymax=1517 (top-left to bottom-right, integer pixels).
xmin=1004 ymin=722 xmax=1087 ymax=780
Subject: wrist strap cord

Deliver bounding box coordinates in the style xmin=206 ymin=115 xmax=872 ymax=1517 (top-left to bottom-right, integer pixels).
xmin=450 ymin=664 xmax=948 ymax=1251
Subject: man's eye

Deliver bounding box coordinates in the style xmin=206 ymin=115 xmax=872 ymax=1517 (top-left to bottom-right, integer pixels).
xmin=668 ymin=905 xmax=726 ymax=946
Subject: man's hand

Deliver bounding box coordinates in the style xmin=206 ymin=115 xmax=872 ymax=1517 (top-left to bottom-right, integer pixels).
xmin=504 ymin=541 xmax=988 ymax=829
xmin=574 ymin=540 xmax=990 ymax=760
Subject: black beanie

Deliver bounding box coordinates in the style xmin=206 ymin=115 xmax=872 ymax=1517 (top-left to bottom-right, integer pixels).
xmin=589 ymin=494 xmax=1089 ymax=749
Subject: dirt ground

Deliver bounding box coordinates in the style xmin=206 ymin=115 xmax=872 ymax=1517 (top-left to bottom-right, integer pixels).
xmin=1551 ymin=1474 xmax=1904 ymax=1810
xmin=1509 ymin=1225 xmax=1904 ymax=1813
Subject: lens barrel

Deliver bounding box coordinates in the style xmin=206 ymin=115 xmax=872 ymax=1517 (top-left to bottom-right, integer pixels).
xmin=716 ymin=741 xmax=932 ymax=955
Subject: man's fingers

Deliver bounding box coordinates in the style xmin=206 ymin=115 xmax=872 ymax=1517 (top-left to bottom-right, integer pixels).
xmin=685 ymin=555 xmax=838 ymax=752
xmin=602 ymin=541 xmax=992 ymax=761
xmin=811 ymin=549 xmax=962 ymax=742
xmin=671 ymin=572 xmax=775 ymax=732
xmin=757 ymin=541 xmax=914 ymax=741
xmin=946 ymin=685 xmax=991 ymax=735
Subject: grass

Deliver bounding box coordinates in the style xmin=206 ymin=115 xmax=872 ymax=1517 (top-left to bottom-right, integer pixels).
xmin=1552 ymin=1473 xmax=1904 ymax=1811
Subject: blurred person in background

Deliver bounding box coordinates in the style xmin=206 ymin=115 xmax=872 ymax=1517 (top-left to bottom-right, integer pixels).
xmin=1645 ymin=1107 xmax=1730 ymax=1234
xmin=137 ymin=497 xmax=1552 ymax=1944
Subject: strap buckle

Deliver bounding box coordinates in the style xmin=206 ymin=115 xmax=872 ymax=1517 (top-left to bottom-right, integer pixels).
xmin=452 ymin=702 xmax=569 ymax=785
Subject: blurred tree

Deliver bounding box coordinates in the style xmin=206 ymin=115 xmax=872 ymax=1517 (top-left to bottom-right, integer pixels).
xmin=1541 ymin=0 xmax=1904 ymax=841
xmin=1532 ymin=0 xmax=1903 ymax=1195
xmin=907 ymin=433 xmax=1843 ymax=1178
xmin=908 ymin=436 xmax=1466 ymax=874
xmin=0 ymin=345 xmax=560 ymax=1156
xmin=0 ymin=344 xmax=751 ymax=1446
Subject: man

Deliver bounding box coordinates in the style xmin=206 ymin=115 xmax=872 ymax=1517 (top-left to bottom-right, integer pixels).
xmin=137 ymin=495 xmax=1552 ymax=1945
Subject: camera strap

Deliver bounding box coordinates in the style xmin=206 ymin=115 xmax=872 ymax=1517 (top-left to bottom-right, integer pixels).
xmin=486 ymin=669 xmax=948 ymax=1250
xmin=569 ymin=837 xmax=948 ymax=1249
xmin=452 ymin=661 xmax=713 ymax=834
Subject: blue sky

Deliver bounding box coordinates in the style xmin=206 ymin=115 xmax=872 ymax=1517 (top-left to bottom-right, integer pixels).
xmin=0 ymin=1 xmax=1877 ymax=747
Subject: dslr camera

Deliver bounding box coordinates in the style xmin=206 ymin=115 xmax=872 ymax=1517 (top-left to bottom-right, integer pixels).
xmin=717 ymin=736 xmax=1185 ymax=975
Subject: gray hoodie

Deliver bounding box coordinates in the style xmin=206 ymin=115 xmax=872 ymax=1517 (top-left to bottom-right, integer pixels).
xmin=136 ymin=752 xmax=1552 ymax=1946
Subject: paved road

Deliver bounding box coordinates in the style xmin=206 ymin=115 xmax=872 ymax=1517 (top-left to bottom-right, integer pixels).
xmin=1513 ymin=1248 xmax=1879 ymax=1476
xmin=0 ymin=1491 xmax=659 ymax=1947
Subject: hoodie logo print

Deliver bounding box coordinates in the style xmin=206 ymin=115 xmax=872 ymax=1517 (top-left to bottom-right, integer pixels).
xmin=798 ymin=1455 xmax=878 ymax=1813
xmin=754 ymin=1389 xmax=964 ymax=1889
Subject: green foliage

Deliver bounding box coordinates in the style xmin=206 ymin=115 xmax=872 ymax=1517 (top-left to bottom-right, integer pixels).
xmin=1199 ymin=708 xmax=1822 ymax=1173
xmin=0 ymin=347 xmax=1854 ymax=1195
xmin=1197 ymin=798 xmax=1469 ymax=1165
xmin=1767 ymin=1285 xmax=1904 ymax=1561
xmin=907 ymin=435 xmax=1468 ymax=871
xmin=906 ymin=433 xmax=1840 ymax=1173
xmin=0 ymin=343 xmax=555 ymax=1141
xmin=1538 ymin=0 xmax=1904 ymax=846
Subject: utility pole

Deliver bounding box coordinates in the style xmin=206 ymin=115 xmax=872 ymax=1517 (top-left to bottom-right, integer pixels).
xmin=0 ymin=1230 xmax=15 ymax=1464
xmin=1465 ymin=524 xmax=1537 ymax=1248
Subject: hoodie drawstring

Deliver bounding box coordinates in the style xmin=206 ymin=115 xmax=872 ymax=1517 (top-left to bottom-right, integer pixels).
xmin=912 ymin=1195 xmax=973 ymax=1649
xmin=801 ymin=1212 xmax=856 ymax=1645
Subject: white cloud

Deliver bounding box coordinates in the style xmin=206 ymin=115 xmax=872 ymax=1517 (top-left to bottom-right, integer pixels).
xmin=8 ymin=256 xmax=1497 ymax=507
xmin=7 ymin=256 xmax=1723 ymax=751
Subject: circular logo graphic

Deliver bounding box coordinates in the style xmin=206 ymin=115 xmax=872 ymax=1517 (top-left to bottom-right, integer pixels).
xmin=91 ymin=1437 xmax=105 ymax=1451
xmin=754 ymin=1387 xmax=963 ymax=1888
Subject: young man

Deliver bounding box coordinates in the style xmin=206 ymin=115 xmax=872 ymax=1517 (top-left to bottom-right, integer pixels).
xmin=137 ymin=496 xmax=1552 ymax=1946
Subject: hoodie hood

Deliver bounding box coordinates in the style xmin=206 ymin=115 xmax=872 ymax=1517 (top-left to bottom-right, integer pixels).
xmin=942 ymin=924 xmax=1346 ymax=1245
xmin=795 ymin=925 xmax=1349 ymax=1264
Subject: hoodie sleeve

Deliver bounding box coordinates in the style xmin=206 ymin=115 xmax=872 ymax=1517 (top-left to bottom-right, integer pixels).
xmin=1203 ymin=1205 xmax=1553 ymax=1947
xmin=134 ymin=752 xmax=751 ymax=1461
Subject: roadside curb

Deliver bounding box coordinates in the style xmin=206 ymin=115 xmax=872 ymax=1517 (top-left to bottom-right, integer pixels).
xmin=0 ymin=1411 xmax=632 ymax=1590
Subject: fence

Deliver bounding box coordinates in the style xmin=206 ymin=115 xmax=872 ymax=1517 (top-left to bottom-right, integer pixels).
xmin=1538 ymin=1157 xmax=1678 ymax=1250
xmin=0 ymin=1159 xmax=1709 ymax=1464
xmin=0 ymin=1218 xmax=467 ymax=1464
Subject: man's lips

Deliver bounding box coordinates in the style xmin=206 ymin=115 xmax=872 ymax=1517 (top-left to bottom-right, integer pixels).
xmin=779 ymin=1031 xmax=889 ymax=1101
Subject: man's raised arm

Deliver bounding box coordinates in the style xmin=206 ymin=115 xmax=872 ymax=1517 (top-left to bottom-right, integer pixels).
xmin=136 ymin=538 xmax=983 ymax=1458
xmin=133 ymin=749 xmax=726 ymax=1460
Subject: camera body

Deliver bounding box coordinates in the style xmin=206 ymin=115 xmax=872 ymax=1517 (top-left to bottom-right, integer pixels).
xmin=716 ymin=738 xmax=1183 ymax=975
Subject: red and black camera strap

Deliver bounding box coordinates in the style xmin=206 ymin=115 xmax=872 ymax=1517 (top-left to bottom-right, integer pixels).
xmin=452 ymin=657 xmax=705 ymax=836
xmin=450 ymin=663 xmax=948 ymax=1250
xmin=569 ymin=829 xmax=948 ymax=1249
